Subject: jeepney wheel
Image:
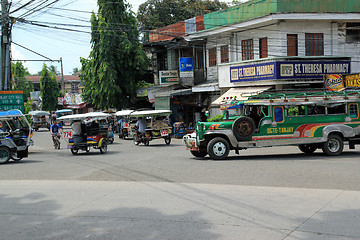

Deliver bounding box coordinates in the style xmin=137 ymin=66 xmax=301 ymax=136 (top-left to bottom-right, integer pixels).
xmin=298 ymin=144 xmax=317 ymax=154
xmin=100 ymin=140 xmax=107 ymax=154
xmin=0 ymin=147 xmax=11 ymax=164
xmin=207 ymin=137 xmax=230 ymax=160
xmin=71 ymin=148 xmax=79 ymax=155
xmin=190 ymin=150 xmax=207 ymax=158
xmin=322 ymin=134 xmax=344 ymax=156
xmin=233 ymin=117 xmax=256 ymax=141
xmin=164 ymin=137 xmax=171 ymax=145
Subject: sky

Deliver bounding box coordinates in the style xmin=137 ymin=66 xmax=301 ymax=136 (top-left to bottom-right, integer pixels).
xmin=11 ymin=0 xmax=147 ymax=75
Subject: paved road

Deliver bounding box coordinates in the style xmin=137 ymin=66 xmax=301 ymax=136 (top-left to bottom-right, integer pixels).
xmin=0 ymin=131 xmax=360 ymax=239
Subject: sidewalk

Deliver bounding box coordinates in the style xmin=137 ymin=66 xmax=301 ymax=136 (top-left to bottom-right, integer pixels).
xmin=0 ymin=180 xmax=359 ymax=240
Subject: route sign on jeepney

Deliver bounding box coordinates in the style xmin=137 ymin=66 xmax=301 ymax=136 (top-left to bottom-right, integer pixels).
xmin=0 ymin=91 xmax=24 ymax=113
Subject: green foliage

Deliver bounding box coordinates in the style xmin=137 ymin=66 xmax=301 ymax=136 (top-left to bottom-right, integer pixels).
xmin=11 ymin=62 xmax=34 ymax=101
xmin=137 ymin=0 xmax=229 ymax=31
xmin=207 ymin=114 xmax=224 ymax=122
xmin=81 ymin=0 xmax=149 ymax=110
xmin=40 ymin=64 xmax=60 ymax=111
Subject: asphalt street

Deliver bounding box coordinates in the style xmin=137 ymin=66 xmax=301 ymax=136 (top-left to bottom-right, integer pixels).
xmin=0 ymin=130 xmax=360 ymax=239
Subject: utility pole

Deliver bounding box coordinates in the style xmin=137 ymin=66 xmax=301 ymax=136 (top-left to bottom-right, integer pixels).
xmin=1 ymin=0 xmax=10 ymax=90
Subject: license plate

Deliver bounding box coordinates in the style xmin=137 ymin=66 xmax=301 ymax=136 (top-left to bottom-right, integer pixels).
xmin=160 ymin=129 xmax=168 ymax=136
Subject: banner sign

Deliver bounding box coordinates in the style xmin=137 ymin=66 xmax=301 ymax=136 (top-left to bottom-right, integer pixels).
xmin=179 ymin=58 xmax=194 ymax=78
xmin=324 ymin=74 xmax=345 ymax=91
xmin=160 ymin=70 xmax=178 ymax=84
xmin=230 ymin=60 xmax=351 ymax=83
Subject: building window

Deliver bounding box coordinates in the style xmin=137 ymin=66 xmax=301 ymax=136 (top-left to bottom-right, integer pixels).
xmin=305 ymin=33 xmax=324 ymax=56
xmin=220 ymin=45 xmax=229 ymax=63
xmin=259 ymin=38 xmax=268 ymax=58
xmin=287 ymin=34 xmax=298 ymax=56
xmin=346 ymin=22 xmax=360 ymax=43
xmin=209 ymin=47 xmax=217 ymax=67
xmin=241 ymin=39 xmax=254 ymax=61
xmin=71 ymin=82 xmax=79 ymax=93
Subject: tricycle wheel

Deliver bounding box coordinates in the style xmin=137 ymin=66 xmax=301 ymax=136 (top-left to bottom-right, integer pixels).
xmin=71 ymin=149 xmax=79 ymax=155
xmin=11 ymin=151 xmax=23 ymax=162
xmin=0 ymin=147 xmax=11 ymax=164
xmin=100 ymin=140 xmax=107 ymax=154
xmin=164 ymin=137 xmax=171 ymax=145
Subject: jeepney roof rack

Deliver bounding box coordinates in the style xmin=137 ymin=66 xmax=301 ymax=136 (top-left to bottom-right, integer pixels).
xmin=248 ymin=88 xmax=360 ymax=102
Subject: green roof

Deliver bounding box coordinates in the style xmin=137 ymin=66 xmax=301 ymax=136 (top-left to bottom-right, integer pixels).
xmin=204 ymin=0 xmax=360 ymax=30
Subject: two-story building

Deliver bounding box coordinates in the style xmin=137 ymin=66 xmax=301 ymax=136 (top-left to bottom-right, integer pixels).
xmin=146 ymin=0 xmax=360 ymax=124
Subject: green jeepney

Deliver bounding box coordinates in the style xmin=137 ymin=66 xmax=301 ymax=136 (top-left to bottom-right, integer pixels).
xmin=183 ymin=90 xmax=360 ymax=160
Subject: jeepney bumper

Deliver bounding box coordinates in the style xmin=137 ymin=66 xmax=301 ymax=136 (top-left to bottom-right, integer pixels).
xmin=182 ymin=132 xmax=200 ymax=151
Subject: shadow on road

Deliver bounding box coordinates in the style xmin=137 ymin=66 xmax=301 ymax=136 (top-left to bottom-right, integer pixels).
xmin=0 ymin=192 xmax=219 ymax=240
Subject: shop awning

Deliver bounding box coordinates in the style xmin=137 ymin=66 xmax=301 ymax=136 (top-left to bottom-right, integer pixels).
xmin=192 ymin=82 xmax=220 ymax=93
xmin=212 ymin=86 xmax=272 ymax=106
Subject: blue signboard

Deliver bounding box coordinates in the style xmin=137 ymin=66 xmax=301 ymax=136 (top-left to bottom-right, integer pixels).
xmin=231 ymin=62 xmax=276 ymax=82
xmin=180 ymin=57 xmax=194 ymax=72
xmin=179 ymin=57 xmax=194 ymax=78
xmin=230 ymin=60 xmax=351 ymax=83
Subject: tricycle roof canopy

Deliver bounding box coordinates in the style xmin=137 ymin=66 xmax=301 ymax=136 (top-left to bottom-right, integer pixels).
xmin=115 ymin=110 xmax=134 ymax=117
xmin=130 ymin=110 xmax=172 ymax=117
xmin=57 ymin=112 xmax=110 ymax=121
xmin=0 ymin=109 xmax=24 ymax=118
xmin=28 ymin=111 xmax=50 ymax=116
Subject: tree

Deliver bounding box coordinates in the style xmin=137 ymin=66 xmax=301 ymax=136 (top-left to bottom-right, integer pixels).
xmin=72 ymin=67 xmax=80 ymax=75
xmin=137 ymin=0 xmax=229 ymax=31
xmin=40 ymin=64 xmax=59 ymax=111
xmin=49 ymin=65 xmax=60 ymax=75
xmin=11 ymin=62 xmax=34 ymax=100
xmin=81 ymin=0 xmax=149 ymax=110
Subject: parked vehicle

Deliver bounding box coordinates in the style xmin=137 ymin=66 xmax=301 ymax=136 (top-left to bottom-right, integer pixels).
xmin=29 ymin=111 xmax=51 ymax=131
xmin=58 ymin=112 xmax=110 ymax=154
xmin=115 ymin=110 xmax=134 ymax=139
xmin=183 ymin=89 xmax=360 ymax=160
xmin=0 ymin=109 xmax=33 ymax=164
xmin=130 ymin=110 xmax=172 ymax=146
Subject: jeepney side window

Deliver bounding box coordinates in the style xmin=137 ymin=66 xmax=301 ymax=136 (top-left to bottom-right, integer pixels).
xmin=349 ymin=103 xmax=359 ymax=119
xmin=261 ymin=105 xmax=269 ymax=117
xmin=287 ymin=105 xmax=305 ymax=116
xmin=273 ymin=106 xmax=284 ymax=123
xmin=307 ymin=105 xmax=325 ymax=115
xmin=327 ymin=103 xmax=346 ymax=115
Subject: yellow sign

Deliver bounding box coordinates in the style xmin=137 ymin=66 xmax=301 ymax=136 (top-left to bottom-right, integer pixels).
xmin=345 ymin=74 xmax=360 ymax=88
xmin=324 ymin=74 xmax=345 ymax=91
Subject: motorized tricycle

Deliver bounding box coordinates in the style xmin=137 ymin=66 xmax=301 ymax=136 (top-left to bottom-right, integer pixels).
xmin=29 ymin=110 xmax=51 ymax=131
xmin=130 ymin=110 xmax=172 ymax=146
xmin=115 ymin=110 xmax=134 ymax=139
xmin=55 ymin=109 xmax=73 ymax=127
xmin=0 ymin=109 xmax=33 ymax=164
xmin=58 ymin=112 xmax=110 ymax=155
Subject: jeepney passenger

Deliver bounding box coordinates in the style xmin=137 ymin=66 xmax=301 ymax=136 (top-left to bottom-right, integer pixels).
xmin=248 ymin=107 xmax=262 ymax=129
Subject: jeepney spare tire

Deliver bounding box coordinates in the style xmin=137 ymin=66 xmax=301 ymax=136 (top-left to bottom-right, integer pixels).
xmin=232 ymin=117 xmax=256 ymax=141
xmin=298 ymin=144 xmax=317 ymax=154
xmin=190 ymin=150 xmax=207 ymax=158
